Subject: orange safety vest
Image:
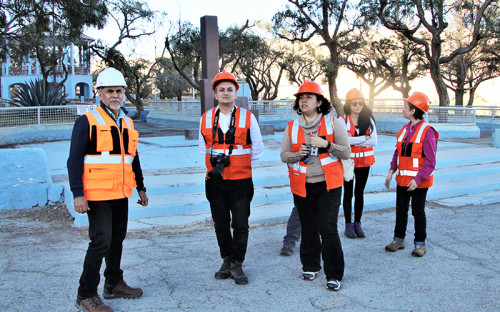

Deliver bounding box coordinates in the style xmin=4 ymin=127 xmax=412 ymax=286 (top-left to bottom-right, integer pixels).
xmin=287 ymin=115 xmax=344 ymax=197
xmin=341 ymin=115 xmax=375 ymax=168
xmin=200 ymin=106 xmax=253 ymax=180
xmin=82 ymin=106 xmax=139 ymax=201
xmin=395 ymin=121 xmax=439 ymax=188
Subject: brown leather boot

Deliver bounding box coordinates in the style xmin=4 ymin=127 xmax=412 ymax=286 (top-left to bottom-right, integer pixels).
xmin=75 ymin=295 xmax=113 ymax=312
xmin=385 ymin=240 xmax=405 ymax=252
xmin=103 ymin=281 xmax=143 ymax=299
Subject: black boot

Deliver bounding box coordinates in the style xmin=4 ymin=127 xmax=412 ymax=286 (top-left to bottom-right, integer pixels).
xmin=230 ymin=261 xmax=248 ymax=285
xmin=215 ymin=258 xmax=231 ymax=279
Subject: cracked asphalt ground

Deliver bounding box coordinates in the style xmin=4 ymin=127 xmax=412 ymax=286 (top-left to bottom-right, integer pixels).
xmin=0 ymin=201 xmax=499 ymax=312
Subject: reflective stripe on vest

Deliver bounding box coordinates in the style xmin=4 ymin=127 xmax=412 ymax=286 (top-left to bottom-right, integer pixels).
xmin=207 ymin=146 xmax=252 ymax=156
xmin=398 ymin=169 xmax=435 ymax=178
xmin=84 ymin=152 xmax=134 ymax=164
xmin=288 ymin=162 xmax=307 ymax=174
xmin=350 ymin=150 xmax=375 ymax=158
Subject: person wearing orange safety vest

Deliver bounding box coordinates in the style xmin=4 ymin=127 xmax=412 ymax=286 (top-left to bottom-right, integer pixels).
xmin=280 ymin=81 xmax=350 ymax=291
xmin=340 ymin=88 xmax=378 ymax=239
xmin=384 ymin=92 xmax=438 ymax=258
xmin=68 ymin=68 xmax=148 ymax=312
xmin=198 ymin=70 xmax=264 ymax=285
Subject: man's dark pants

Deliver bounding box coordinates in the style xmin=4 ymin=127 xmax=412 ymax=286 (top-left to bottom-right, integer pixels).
xmin=78 ymin=198 xmax=128 ymax=298
xmin=206 ymin=178 xmax=254 ymax=263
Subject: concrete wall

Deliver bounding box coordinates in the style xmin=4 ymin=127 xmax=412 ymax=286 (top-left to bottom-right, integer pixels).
xmin=476 ymin=119 xmax=500 ymax=132
xmin=494 ymin=129 xmax=500 ymax=148
xmin=0 ymin=125 xmax=73 ymax=146
xmin=0 ymin=148 xmax=64 ymax=209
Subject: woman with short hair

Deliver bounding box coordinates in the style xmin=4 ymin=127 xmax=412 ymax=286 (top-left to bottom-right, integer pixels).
xmin=384 ymin=92 xmax=438 ymax=257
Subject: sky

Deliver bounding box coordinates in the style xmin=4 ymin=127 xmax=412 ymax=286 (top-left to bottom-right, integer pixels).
xmin=147 ymin=0 xmax=289 ymax=29
xmin=87 ymin=0 xmax=289 ymax=58
xmin=84 ymin=0 xmax=499 ymax=104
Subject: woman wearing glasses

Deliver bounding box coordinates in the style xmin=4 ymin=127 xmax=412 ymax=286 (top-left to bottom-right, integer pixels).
xmin=341 ymin=89 xmax=377 ymax=239
xmin=280 ymin=81 xmax=350 ymax=291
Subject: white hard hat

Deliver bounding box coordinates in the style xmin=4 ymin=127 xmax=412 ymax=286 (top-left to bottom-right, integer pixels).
xmin=96 ymin=68 xmax=127 ymax=89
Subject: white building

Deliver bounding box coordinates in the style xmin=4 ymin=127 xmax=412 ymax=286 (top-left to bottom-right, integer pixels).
xmin=1 ymin=36 xmax=93 ymax=101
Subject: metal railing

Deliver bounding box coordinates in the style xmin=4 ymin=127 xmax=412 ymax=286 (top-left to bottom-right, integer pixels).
xmin=0 ymin=105 xmax=79 ymax=127
xmin=473 ymin=106 xmax=500 ymax=119
xmin=0 ymin=99 xmax=498 ymax=128
xmin=372 ymin=103 xmax=477 ymax=125
xmin=145 ymin=100 xmax=200 ymax=116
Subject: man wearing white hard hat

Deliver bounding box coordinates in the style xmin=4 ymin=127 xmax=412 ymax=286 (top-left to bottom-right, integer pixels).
xmin=68 ymin=67 xmax=148 ymax=312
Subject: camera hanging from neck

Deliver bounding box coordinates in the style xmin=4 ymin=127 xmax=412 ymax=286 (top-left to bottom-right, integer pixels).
xmin=210 ymin=106 xmax=237 ymax=157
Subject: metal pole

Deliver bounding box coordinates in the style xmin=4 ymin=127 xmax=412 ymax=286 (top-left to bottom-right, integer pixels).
xmin=200 ymin=16 xmax=219 ymax=115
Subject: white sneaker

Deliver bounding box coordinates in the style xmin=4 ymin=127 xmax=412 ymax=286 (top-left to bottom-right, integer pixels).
xmin=326 ymin=279 xmax=341 ymax=291
xmin=302 ymin=271 xmax=318 ymax=280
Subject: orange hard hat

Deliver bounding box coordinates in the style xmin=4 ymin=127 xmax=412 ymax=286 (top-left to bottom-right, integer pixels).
xmin=345 ymin=88 xmax=364 ymax=101
xmin=212 ymin=70 xmax=239 ymax=91
xmin=294 ymin=80 xmax=323 ymax=97
xmin=406 ymin=91 xmax=430 ymax=112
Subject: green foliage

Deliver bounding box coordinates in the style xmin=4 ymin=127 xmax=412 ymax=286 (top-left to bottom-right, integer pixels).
xmin=12 ymin=79 xmax=69 ymax=107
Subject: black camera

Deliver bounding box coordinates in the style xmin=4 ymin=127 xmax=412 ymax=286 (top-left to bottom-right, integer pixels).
xmin=208 ymin=153 xmax=231 ymax=181
xmin=301 ymin=144 xmax=310 ymax=164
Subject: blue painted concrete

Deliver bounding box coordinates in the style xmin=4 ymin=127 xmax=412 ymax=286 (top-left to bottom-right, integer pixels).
xmin=494 ymin=129 xmax=500 ymax=148
xmin=0 ymin=148 xmax=63 ymax=209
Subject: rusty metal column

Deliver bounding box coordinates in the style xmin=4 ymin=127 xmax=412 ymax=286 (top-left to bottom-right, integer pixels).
xmin=200 ymin=16 xmax=219 ymax=115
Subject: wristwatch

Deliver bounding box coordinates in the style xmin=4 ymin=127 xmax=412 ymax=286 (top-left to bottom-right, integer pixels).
xmin=326 ymin=141 xmax=332 ymax=150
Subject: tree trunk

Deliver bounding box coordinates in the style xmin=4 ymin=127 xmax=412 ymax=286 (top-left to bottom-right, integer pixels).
xmin=125 ymin=89 xmax=143 ymax=119
xmin=455 ymin=88 xmax=465 ymax=106
xmin=368 ymin=83 xmax=376 ymax=106
xmin=467 ymin=88 xmax=477 ymax=106
xmin=429 ymin=62 xmax=450 ymax=107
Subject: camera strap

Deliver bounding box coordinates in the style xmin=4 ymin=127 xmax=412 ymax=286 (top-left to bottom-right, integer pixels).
xmin=211 ymin=107 xmax=237 ymax=156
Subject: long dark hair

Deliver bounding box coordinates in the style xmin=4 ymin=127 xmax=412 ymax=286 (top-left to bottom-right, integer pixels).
xmin=344 ymin=100 xmax=376 ymax=135
xmin=293 ymin=93 xmax=332 ymax=115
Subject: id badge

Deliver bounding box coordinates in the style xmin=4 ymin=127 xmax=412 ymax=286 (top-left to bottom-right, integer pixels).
xmin=310 ymin=147 xmax=318 ymax=156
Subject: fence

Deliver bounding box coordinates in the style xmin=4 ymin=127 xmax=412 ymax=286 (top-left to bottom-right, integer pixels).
xmin=0 ymin=99 xmax=498 ymax=128
xmin=146 ymin=100 xmax=201 ymax=116
xmin=0 ymin=105 xmax=79 ymax=128
xmin=371 ymin=101 xmax=477 ymax=125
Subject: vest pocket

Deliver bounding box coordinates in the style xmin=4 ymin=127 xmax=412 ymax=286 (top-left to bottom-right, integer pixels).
xmin=128 ymin=129 xmax=139 ymax=156
xmin=289 ymin=171 xmax=306 ymax=197
xmin=96 ymin=125 xmax=113 ymax=152
xmin=84 ymin=168 xmax=115 ymax=190
xmin=124 ymin=165 xmax=137 ymax=189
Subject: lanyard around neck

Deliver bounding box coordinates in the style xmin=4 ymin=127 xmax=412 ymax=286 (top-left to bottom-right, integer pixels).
xmin=211 ymin=107 xmax=237 ymax=156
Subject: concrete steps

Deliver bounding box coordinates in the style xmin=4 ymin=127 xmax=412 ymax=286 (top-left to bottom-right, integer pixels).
xmin=126 ymin=151 xmax=500 ymax=228
xmin=57 ymin=134 xmax=500 ymax=227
